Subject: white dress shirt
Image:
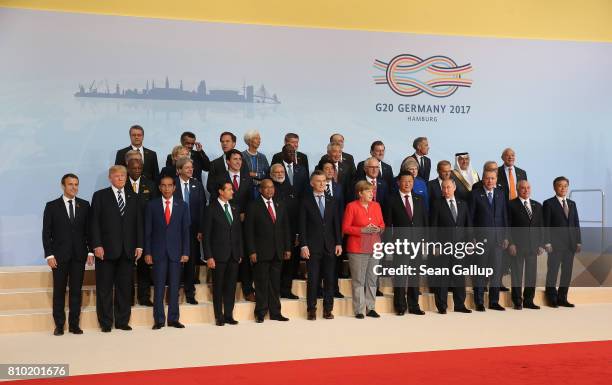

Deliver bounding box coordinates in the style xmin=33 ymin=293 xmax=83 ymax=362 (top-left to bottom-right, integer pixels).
xmin=504 ymin=166 xmax=517 ymax=187
xmin=262 ymin=196 xmax=276 ymax=217
xmin=162 ymin=196 xmax=174 ymax=215
xmin=129 ymin=177 xmax=140 ymax=194
xmin=218 ymin=198 xmax=233 ymax=221
xmin=132 ymin=145 xmax=144 ymax=164
xmin=400 ymin=191 xmax=413 ymax=211
xmin=179 ymin=176 xmax=190 ymax=200
xmin=229 ymin=171 xmax=240 ymax=188
xmin=111 ymin=185 xmax=125 ymax=205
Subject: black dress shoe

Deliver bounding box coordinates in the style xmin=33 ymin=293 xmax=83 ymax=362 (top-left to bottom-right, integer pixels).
xmin=489 ymin=303 xmax=506 ymax=311
xmin=396 ymin=310 xmax=405 ymax=316
xmin=224 ymin=318 xmax=239 ymax=325
xmin=454 ymin=307 xmax=472 ymax=313
xmin=168 ymin=321 xmax=185 ymax=328
xmin=438 ymin=309 xmax=447 ymax=314
xmin=307 ymin=310 xmax=316 ymax=321
xmin=366 ymin=310 xmax=380 ymax=318
xmin=409 ymin=308 xmax=425 ymax=315
xmin=244 ymin=293 xmax=256 ymax=302
xmin=282 ymin=293 xmax=299 ymax=299
xmin=270 ymin=314 xmax=289 ymax=321
xmin=355 ymin=313 xmax=365 ymax=319
xmin=139 ymin=299 xmax=154 ymax=307
xmin=558 ymin=301 xmax=575 ymax=308
xmin=69 ymin=326 xmax=83 ymax=334
xmin=475 ymin=304 xmax=486 ymax=312
xmin=116 ymin=325 xmax=133 ymax=330
xmin=334 ymin=291 xmax=345 ymax=298
xmin=216 ymin=319 xmax=225 ymax=326
xmin=513 ymin=304 xmax=523 ymax=310
xmin=255 ymin=316 xmax=264 ymax=323
xmin=101 ymin=326 xmax=112 ymax=333
xmin=523 ymin=302 xmax=541 ymax=310
xmin=500 ymin=286 xmax=510 ymax=292
xmin=323 ymin=311 xmax=334 ymax=320
xmin=376 ymin=290 xmax=384 ymax=297
xmin=152 ymin=323 xmax=164 ymax=330
xmin=53 ymin=327 xmax=64 ymax=336
xmin=186 ymin=298 xmax=199 ymax=305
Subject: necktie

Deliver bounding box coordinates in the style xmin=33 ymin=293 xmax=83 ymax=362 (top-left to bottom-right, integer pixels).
xmin=371 ymin=179 xmax=377 ymax=201
xmin=117 ymin=190 xmax=125 ymax=216
xmin=68 ymin=199 xmax=75 ymax=222
xmin=524 ymin=200 xmax=533 ymax=220
xmin=267 ymin=200 xmax=276 ymax=223
xmin=132 ymin=182 xmax=137 ymax=193
xmin=419 ymin=156 xmax=424 ymax=169
xmin=404 ymin=194 xmax=413 ymax=221
xmin=164 ymin=200 xmax=171 ymax=224
xmin=333 ymin=163 xmax=338 ymax=183
xmin=287 ymin=164 xmax=294 ymax=186
xmin=563 ymin=199 xmax=569 ymax=219
xmin=487 ymin=191 xmax=493 ymax=206
xmin=508 ymin=168 xmax=517 ymax=200
xmin=325 ymin=182 xmax=332 ymax=197
xmin=183 ymin=182 xmax=190 ymax=208
xmin=317 ymin=195 xmax=325 ymax=218
xmin=232 ymin=174 xmax=239 ymax=191
xmin=224 ymin=203 xmax=233 ymax=224
xmin=450 ymin=199 xmax=458 ymax=222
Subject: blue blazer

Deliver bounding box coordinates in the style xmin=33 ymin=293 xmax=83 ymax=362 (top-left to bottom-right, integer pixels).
xmin=144 ymin=197 xmax=190 ymax=263
xmin=173 ymin=177 xmax=205 ymax=230
xmin=470 ymin=186 xmax=509 ymax=244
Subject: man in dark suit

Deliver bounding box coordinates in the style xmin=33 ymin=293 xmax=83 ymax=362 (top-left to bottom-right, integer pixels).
xmin=165 ymin=131 xmax=211 ymax=183
xmin=471 ymin=161 xmax=502 ymax=194
xmin=543 ymin=176 xmax=581 ymax=308
xmin=202 ymin=181 xmax=243 ymax=326
xmin=245 ymin=179 xmax=292 ymax=323
xmin=299 ymin=171 xmax=343 ymax=320
xmin=401 ymin=137 xmax=431 ymax=181
xmin=210 ymin=149 xmax=255 ymax=301
xmin=497 ymin=148 xmax=528 ymax=201
xmin=144 ymin=175 xmax=190 ymax=329
xmin=115 ymin=124 xmax=159 ymax=182
xmin=90 ymin=165 xmax=143 ymax=332
xmin=508 ymin=180 xmax=545 ymax=310
xmin=318 ymin=142 xmax=355 ymax=202
xmin=385 ymin=172 xmax=428 ymax=315
xmin=206 ymin=132 xmax=248 ymax=194
xmin=42 ymin=173 xmax=93 ymax=336
xmin=470 ymin=170 xmax=510 ymax=311
xmin=174 ymin=157 xmax=205 ymax=305
xmin=353 ymin=157 xmax=389 ymax=211
xmin=356 ymin=141 xmax=394 ymax=190
xmin=327 ymin=133 xmax=355 ymax=169
xmin=126 ymin=158 xmax=157 ymax=306
xmin=429 ymin=178 xmax=473 ymax=314
xmin=271 ymin=132 xmax=310 ymax=173
xmin=427 ymin=160 xmax=453 ymax=208
xmin=280 ymin=144 xmax=309 ymax=197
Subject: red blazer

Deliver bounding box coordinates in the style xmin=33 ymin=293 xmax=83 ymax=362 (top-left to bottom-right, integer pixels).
xmin=342 ymin=200 xmax=385 ymax=254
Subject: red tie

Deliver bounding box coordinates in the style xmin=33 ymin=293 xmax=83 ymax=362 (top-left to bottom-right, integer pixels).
xmin=164 ymin=200 xmax=171 ymax=225
xmin=232 ymin=174 xmax=239 ymax=191
xmin=404 ymin=194 xmax=413 ymax=221
xmin=267 ymin=200 xmax=276 ymax=223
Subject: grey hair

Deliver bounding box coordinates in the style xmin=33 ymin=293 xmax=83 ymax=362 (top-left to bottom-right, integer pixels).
xmin=243 ymin=129 xmax=261 ymax=146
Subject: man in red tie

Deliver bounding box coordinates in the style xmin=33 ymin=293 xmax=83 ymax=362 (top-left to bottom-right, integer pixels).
xmin=244 ymin=179 xmax=292 ymax=323
xmin=144 ymin=175 xmax=190 ymax=330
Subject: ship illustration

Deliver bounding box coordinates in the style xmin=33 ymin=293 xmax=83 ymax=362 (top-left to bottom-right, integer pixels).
xmin=75 ymin=77 xmax=280 ymax=104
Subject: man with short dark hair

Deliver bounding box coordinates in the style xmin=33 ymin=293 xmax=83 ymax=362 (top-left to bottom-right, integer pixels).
xmin=271 ymin=133 xmax=310 ymax=173
xmin=206 ymin=131 xmax=247 ymax=194
xmin=401 ymin=137 xmax=430 ymax=181
xmin=42 ymin=174 xmax=93 ymax=335
xmin=115 ymin=125 xmax=159 ymax=182
xmin=356 ymin=141 xmax=394 ymax=190
xmin=165 ymin=131 xmax=211 ymax=182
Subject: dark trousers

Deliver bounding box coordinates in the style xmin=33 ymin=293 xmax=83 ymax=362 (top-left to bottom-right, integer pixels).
xmin=432 ymin=255 xmax=467 ymax=311
xmin=239 ymin=257 xmax=255 ymax=296
xmin=95 ymin=256 xmax=133 ymax=329
xmin=52 ymin=257 xmax=85 ymax=328
xmin=393 ymin=255 xmax=421 ymax=312
xmin=181 ymin=230 xmax=199 ymax=300
xmin=545 ymin=249 xmax=575 ymax=302
xmin=280 ymin=247 xmax=300 ymax=296
xmin=307 ymin=252 xmax=335 ymax=312
xmin=511 ymin=251 xmax=537 ymax=305
xmin=152 ymin=255 xmax=181 ymax=324
xmin=135 ymin=256 xmax=152 ymax=303
xmin=212 ymin=260 xmax=239 ymax=321
xmin=473 ymin=246 xmax=503 ymax=306
xmin=253 ymin=257 xmax=282 ymax=317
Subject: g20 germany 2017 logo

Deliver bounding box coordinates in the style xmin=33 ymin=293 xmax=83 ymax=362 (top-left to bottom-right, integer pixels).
xmin=373 ymin=54 xmax=473 ymax=98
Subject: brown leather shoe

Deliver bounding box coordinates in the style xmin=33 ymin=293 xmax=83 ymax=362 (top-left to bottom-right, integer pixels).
xmin=244 ymin=293 xmax=256 ymax=302
xmin=323 ymin=311 xmax=334 ymax=320
xmin=307 ymin=310 xmax=316 ymax=321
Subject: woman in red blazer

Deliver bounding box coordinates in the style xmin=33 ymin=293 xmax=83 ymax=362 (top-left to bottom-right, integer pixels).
xmin=342 ymin=180 xmax=385 ymax=319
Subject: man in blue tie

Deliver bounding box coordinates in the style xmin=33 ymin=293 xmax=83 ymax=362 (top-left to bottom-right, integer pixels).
xmin=144 ymin=175 xmax=190 ymax=329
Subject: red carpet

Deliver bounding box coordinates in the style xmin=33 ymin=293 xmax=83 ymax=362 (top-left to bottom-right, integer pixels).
xmin=11 ymin=340 xmax=612 ymax=385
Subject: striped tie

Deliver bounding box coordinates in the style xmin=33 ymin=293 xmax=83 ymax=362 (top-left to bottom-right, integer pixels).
xmin=117 ymin=190 xmax=126 ymax=216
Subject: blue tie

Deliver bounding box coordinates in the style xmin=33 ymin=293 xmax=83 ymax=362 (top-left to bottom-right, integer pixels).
xmin=487 ymin=191 xmax=493 ymax=206
xmin=317 ymin=195 xmax=325 ymax=218
xmin=183 ymin=182 xmax=190 ymax=208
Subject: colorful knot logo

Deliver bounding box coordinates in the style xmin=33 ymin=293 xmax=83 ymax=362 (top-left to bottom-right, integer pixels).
xmin=373 ymin=54 xmax=473 ymax=98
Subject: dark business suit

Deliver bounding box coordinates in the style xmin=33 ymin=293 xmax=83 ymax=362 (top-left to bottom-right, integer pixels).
xmin=356 ymin=160 xmax=394 ymax=191
xmin=299 ymin=193 xmax=342 ymax=312
xmin=497 ymin=165 xmax=528 ymax=201
xmin=144 ymin=197 xmax=190 ymax=325
xmin=318 ymin=155 xmax=356 ymax=199
xmin=126 ymin=177 xmax=158 ymax=305
xmin=384 ymin=192 xmax=428 ymax=312
xmin=202 ymin=200 xmax=243 ymax=321
xmin=115 ymin=146 xmax=159 ymax=182
xmin=402 ymin=154 xmax=431 ymax=181
xmin=42 ymin=197 xmax=91 ymax=329
xmin=508 ymin=198 xmax=545 ymax=306
xmin=166 ymin=149 xmax=211 ymax=182
xmin=272 ymin=151 xmax=310 ymax=174
xmin=543 ymin=196 xmax=581 ymax=304
xmin=427 ymin=178 xmax=443 ymax=209
xmin=206 ymin=155 xmax=249 ymax=194
xmin=429 ymin=197 xmax=472 ymax=311
xmin=273 ymin=179 xmax=301 ymax=296
xmin=174 ymin=177 xmax=205 ymax=301
xmin=90 ymin=187 xmax=143 ymax=329
xmin=245 ymin=198 xmax=292 ymax=318
xmin=470 ymin=187 xmax=509 ymax=306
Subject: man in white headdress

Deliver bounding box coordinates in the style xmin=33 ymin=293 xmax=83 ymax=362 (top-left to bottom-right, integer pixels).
xmin=451 ymin=152 xmax=480 ymax=203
